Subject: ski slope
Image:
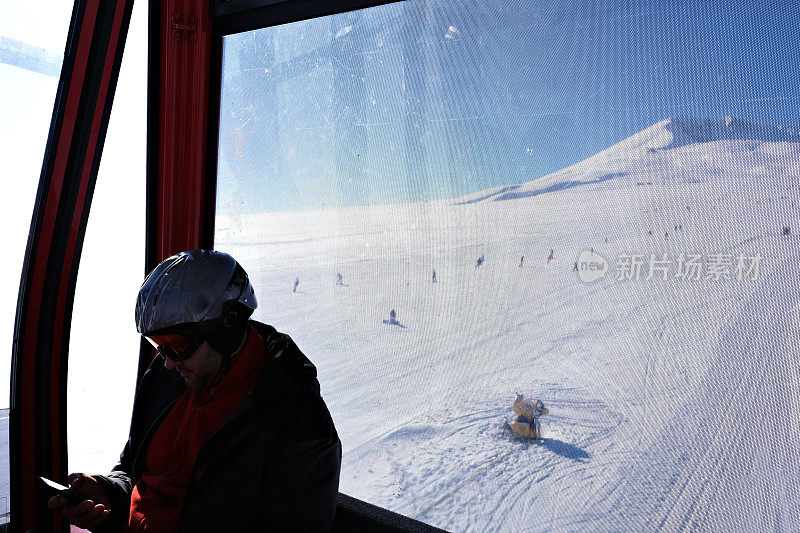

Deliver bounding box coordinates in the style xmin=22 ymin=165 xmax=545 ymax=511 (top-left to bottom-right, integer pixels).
xmin=215 ymin=116 xmax=800 ymax=531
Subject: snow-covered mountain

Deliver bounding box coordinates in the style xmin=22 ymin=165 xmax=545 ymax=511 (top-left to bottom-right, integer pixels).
xmin=455 ymin=116 xmax=800 ymax=205
xmin=215 ymin=117 xmax=797 ymax=530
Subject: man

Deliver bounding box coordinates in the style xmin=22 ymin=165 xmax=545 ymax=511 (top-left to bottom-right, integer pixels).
xmin=49 ymin=249 xmax=342 ymax=531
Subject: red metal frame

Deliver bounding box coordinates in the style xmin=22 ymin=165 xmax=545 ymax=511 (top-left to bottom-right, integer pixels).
xmin=16 ymin=2 xmax=102 ymax=527
xmin=153 ymin=0 xmax=213 ymax=261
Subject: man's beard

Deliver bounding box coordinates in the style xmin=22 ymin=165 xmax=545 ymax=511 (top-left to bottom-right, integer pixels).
xmin=179 ymin=360 xmax=222 ymax=390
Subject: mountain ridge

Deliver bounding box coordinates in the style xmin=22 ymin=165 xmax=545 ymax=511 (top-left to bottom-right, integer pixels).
xmin=664 ymin=115 xmax=800 ymax=148
xmin=452 ymin=116 xmax=800 ymax=205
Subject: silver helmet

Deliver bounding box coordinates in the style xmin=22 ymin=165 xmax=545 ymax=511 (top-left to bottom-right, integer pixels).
xmin=136 ymin=249 xmax=257 ymax=335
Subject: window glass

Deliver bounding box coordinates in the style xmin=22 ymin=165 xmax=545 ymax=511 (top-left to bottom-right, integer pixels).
xmin=67 ymin=0 xmax=146 ymax=474
xmin=0 ymin=0 xmax=74 ymax=523
xmin=216 ymin=2 xmax=800 ymax=529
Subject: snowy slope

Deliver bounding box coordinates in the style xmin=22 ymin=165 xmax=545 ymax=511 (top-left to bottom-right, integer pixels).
xmin=216 ymin=116 xmax=800 ymax=531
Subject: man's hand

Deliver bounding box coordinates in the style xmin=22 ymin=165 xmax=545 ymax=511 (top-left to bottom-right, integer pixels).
xmin=47 ymin=473 xmax=111 ymax=529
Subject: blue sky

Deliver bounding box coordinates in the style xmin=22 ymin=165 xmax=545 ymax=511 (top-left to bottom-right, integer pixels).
xmin=216 ymin=0 xmax=800 ymax=213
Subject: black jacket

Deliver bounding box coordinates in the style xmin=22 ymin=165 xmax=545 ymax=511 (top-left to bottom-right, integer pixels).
xmin=94 ymin=321 xmax=342 ymax=532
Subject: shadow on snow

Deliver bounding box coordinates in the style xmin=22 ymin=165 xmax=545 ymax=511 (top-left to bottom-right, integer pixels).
xmin=493 ymin=173 xmax=623 ymax=201
xmin=453 ymin=173 xmax=623 ymax=205
xmin=540 ymin=438 xmax=591 ymax=463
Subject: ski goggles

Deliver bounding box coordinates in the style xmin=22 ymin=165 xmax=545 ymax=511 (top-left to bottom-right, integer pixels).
xmin=144 ymin=326 xmax=205 ymax=362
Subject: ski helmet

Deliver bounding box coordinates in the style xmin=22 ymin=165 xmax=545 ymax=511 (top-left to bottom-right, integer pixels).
xmin=136 ymin=250 xmax=257 ymax=363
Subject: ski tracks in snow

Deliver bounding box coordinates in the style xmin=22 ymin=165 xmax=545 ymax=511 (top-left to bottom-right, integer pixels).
xmin=598 ymin=256 xmax=800 ymax=531
xmin=342 ymin=388 xmax=623 ymax=531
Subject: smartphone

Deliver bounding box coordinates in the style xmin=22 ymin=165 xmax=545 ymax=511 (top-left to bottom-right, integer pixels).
xmin=39 ymin=476 xmax=86 ymax=505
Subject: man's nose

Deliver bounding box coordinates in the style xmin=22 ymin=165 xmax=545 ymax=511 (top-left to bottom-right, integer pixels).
xmin=163 ymin=356 xmax=177 ymax=370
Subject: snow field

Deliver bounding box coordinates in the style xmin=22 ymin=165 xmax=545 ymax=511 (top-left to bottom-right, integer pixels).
xmin=217 ymin=118 xmax=800 ymax=531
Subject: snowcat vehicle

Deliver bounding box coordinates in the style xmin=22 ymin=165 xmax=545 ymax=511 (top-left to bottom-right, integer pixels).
xmin=504 ymin=394 xmax=549 ymax=439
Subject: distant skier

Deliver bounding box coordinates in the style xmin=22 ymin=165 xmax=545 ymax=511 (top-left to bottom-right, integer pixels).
xmin=432 ymin=269 xmax=437 ymax=283
xmin=476 ymin=255 xmax=484 ymax=268
xmin=573 ymin=261 xmax=578 ymax=272
xmin=604 ymin=236 xmax=609 ymax=244
xmin=648 ymin=230 xmax=653 ymax=236
xmin=293 ymin=277 xmax=299 ymax=292
xmin=336 ymin=272 xmax=343 ymax=285
xmin=783 ymin=226 xmax=791 ymax=236
xmin=388 ymin=309 xmax=398 ymax=325
xmin=546 ymin=249 xmax=554 ymax=264
xmin=519 ymin=256 xmax=524 ymax=267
